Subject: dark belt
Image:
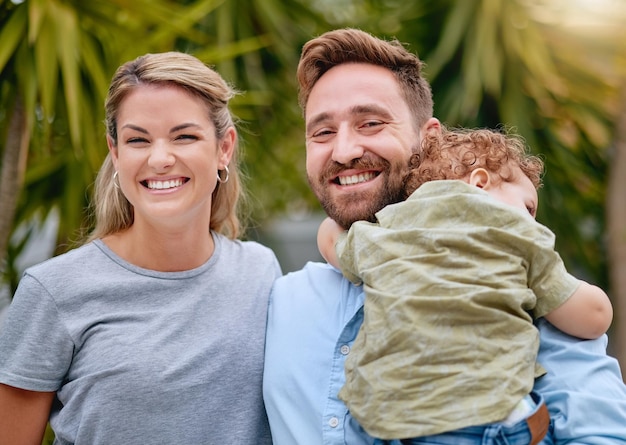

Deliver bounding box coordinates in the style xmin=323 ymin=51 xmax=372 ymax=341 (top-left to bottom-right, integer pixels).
xmin=526 ymin=400 xmax=550 ymax=445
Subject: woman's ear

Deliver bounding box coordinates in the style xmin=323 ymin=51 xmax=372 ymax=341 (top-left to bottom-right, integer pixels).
xmin=218 ymin=127 xmax=237 ymax=169
xmin=107 ymin=135 xmax=119 ymax=170
xmin=469 ymin=168 xmax=491 ymax=189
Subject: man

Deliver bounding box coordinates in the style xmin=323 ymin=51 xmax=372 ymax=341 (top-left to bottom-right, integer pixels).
xmin=263 ymin=28 xmax=626 ymax=444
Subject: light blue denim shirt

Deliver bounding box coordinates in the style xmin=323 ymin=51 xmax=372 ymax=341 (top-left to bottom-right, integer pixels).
xmin=534 ymin=318 xmax=626 ymax=444
xmin=263 ymin=261 xmax=626 ymax=445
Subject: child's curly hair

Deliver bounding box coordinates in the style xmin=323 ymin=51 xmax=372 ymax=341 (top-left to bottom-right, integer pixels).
xmin=404 ymin=127 xmax=544 ymax=198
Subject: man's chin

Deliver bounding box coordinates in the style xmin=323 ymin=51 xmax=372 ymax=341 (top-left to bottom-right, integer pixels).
xmin=314 ymin=173 xmax=405 ymax=227
xmin=324 ymin=201 xmax=380 ymax=229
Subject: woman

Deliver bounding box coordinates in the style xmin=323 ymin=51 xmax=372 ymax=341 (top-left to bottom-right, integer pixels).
xmin=0 ymin=52 xmax=281 ymax=444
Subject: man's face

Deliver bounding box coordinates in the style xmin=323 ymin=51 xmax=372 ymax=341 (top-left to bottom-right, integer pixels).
xmin=305 ymin=63 xmax=420 ymax=228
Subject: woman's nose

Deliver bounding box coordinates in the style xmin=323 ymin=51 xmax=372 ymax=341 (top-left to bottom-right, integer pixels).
xmin=148 ymin=141 xmax=175 ymax=171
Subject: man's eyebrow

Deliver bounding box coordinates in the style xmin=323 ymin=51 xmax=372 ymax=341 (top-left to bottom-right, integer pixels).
xmin=306 ymin=112 xmax=331 ymax=134
xmin=306 ymin=104 xmax=393 ymax=134
xmin=351 ymin=104 xmax=393 ymax=120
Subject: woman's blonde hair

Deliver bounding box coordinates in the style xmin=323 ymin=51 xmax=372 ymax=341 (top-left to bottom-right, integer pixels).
xmin=88 ymin=51 xmax=244 ymax=242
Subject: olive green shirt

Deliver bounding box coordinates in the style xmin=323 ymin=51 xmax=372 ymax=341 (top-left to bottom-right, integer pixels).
xmin=336 ymin=180 xmax=580 ymax=439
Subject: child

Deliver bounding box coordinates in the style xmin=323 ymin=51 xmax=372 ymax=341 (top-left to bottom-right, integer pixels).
xmin=318 ymin=127 xmax=613 ymax=444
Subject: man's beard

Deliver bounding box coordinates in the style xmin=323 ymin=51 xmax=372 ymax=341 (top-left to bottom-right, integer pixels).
xmin=308 ymin=153 xmax=409 ymax=229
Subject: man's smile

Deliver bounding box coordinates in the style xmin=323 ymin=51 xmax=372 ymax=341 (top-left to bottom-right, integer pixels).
xmin=336 ymin=171 xmax=379 ymax=185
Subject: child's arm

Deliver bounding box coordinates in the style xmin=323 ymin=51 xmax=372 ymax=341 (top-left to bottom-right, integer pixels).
xmin=543 ymin=281 xmax=613 ymax=339
xmin=317 ymin=217 xmax=345 ymax=268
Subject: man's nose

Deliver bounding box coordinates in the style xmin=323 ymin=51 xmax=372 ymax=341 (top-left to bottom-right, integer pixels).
xmin=331 ymin=127 xmax=364 ymax=164
xmin=148 ymin=141 xmax=175 ymax=171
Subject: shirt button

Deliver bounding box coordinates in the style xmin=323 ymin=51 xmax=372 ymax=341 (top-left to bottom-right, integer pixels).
xmin=340 ymin=345 xmax=350 ymax=355
xmin=329 ymin=417 xmax=339 ymax=428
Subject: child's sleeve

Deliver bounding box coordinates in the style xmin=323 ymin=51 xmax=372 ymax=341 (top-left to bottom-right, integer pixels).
xmin=335 ymin=229 xmax=364 ymax=286
xmin=525 ymin=223 xmax=580 ymax=318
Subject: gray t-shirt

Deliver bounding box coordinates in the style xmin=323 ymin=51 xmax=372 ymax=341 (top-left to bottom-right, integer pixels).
xmin=0 ymin=234 xmax=281 ymax=444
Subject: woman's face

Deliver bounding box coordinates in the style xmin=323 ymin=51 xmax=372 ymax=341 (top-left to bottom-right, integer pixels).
xmin=108 ymin=83 xmax=234 ymax=229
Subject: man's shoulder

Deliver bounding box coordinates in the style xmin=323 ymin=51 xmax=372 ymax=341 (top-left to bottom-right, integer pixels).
xmin=271 ymin=261 xmax=360 ymax=306
xmin=274 ymin=261 xmax=341 ymax=289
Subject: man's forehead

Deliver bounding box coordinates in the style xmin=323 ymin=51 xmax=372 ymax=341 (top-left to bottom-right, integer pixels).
xmin=306 ymin=63 xmax=404 ymax=108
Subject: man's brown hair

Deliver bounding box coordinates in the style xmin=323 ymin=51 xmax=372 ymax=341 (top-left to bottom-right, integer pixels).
xmin=297 ymin=28 xmax=433 ymax=132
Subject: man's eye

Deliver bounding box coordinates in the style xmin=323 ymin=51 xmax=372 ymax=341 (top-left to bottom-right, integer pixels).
xmin=312 ymin=129 xmax=334 ymax=137
xmin=362 ymin=120 xmax=383 ymax=128
xmin=359 ymin=121 xmax=386 ymax=134
xmin=309 ymin=129 xmax=335 ymax=142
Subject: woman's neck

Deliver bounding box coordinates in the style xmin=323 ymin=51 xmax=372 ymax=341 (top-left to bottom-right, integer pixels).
xmin=102 ymin=222 xmax=215 ymax=272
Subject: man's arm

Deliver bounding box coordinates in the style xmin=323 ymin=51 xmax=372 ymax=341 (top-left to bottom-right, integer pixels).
xmin=534 ymin=318 xmax=626 ymax=444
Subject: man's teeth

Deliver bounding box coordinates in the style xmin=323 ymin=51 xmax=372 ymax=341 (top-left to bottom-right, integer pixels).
xmin=147 ymin=179 xmax=184 ymax=190
xmin=338 ymin=172 xmax=376 ymax=185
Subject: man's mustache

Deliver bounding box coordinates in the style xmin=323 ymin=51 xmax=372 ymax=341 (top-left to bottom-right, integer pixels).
xmin=320 ymin=154 xmax=390 ymax=183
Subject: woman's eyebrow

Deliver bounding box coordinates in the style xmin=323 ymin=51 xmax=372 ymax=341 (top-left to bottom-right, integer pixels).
xmin=170 ymin=123 xmax=201 ymax=133
xmin=120 ymin=124 xmax=148 ymax=134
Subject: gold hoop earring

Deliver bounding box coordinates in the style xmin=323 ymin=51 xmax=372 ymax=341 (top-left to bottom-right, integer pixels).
xmin=217 ymin=165 xmax=230 ymax=184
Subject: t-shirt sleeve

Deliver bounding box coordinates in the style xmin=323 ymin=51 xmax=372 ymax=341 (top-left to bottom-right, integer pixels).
xmin=336 ymin=229 xmax=364 ymax=286
xmin=524 ymin=223 xmax=580 ymax=318
xmin=0 ymin=273 xmax=74 ymax=391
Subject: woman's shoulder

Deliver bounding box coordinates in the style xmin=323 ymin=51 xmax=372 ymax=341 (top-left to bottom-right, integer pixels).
xmin=24 ymin=241 xmax=102 ymax=276
xmin=216 ymin=234 xmax=275 ymax=257
xmin=215 ymin=235 xmax=281 ymax=274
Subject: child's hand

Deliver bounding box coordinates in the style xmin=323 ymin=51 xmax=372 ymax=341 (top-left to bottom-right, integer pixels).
xmin=317 ymin=217 xmax=345 ymax=268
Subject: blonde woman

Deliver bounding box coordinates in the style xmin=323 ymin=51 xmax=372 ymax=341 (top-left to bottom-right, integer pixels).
xmin=0 ymin=52 xmax=281 ymax=444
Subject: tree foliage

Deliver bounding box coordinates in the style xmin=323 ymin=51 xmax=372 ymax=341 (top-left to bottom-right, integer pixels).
xmin=0 ymin=0 xmax=328 ymax=290
xmin=341 ymin=0 xmax=626 ymax=366
xmin=1 ymin=0 xmax=625 ymax=369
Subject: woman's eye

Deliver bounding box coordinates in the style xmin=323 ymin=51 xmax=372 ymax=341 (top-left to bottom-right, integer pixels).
xmin=175 ymin=134 xmax=198 ymax=141
xmin=127 ymin=137 xmax=148 ymax=144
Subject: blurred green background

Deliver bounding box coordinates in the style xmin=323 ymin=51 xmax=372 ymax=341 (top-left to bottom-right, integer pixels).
xmin=1 ymin=0 xmax=625 ymax=371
